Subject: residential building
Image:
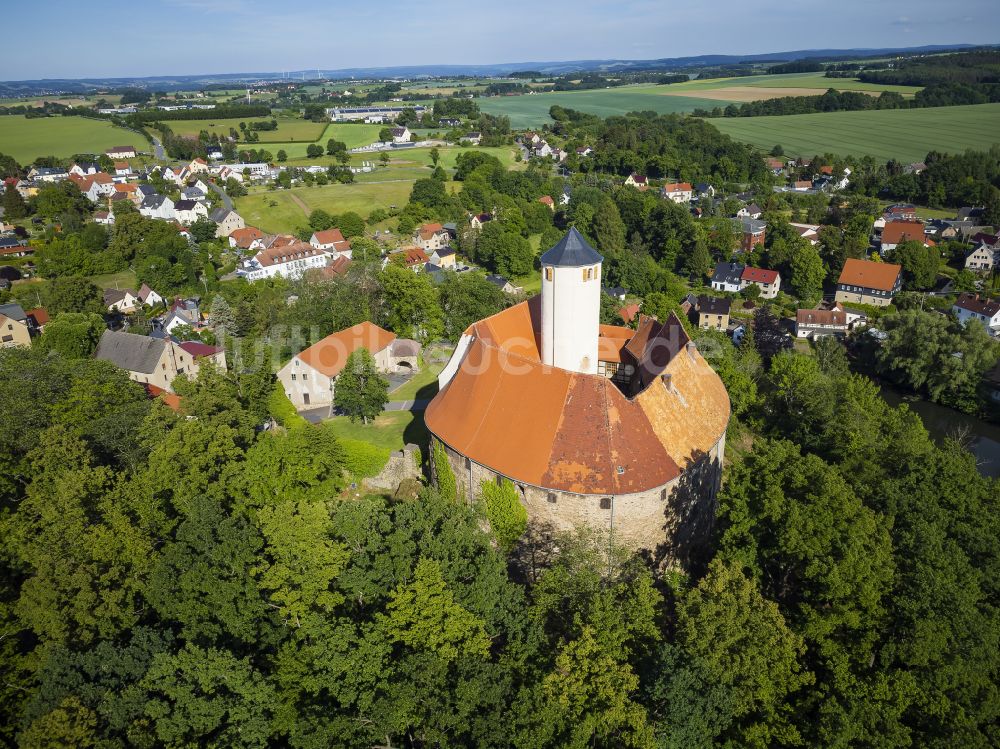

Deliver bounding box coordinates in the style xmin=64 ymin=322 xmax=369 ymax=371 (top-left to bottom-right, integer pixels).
xmin=952 ymin=293 xmax=1000 ymax=333
xmin=736 ymin=202 xmax=763 ymax=220
xmin=326 ymin=106 xmax=426 ymax=122
xmin=229 ymin=227 xmax=265 ymax=250
xmin=309 ymin=228 xmax=352 ymax=255
xmin=210 ymin=207 xmax=245 ymax=238
xmin=965 ymin=242 xmax=998 ymax=272
xmin=469 ymin=213 xmax=492 ymax=230
xmin=795 ymin=302 xmax=865 ymax=338
xmin=94 ymin=329 xmax=211 ymax=392
xmin=277 ymin=321 xmax=420 ymax=408
xmin=104 ymin=288 xmax=140 ymax=313
xmin=689 ymin=295 xmax=731 ymax=330
xmin=741 ymin=266 xmax=780 ymax=299
xmin=69 ymin=162 xmax=100 ymax=177
xmin=26 ymin=307 xmax=49 ymax=333
xmin=139 ymin=194 xmax=175 ymax=220
xmin=137 ymin=283 xmax=164 ymax=307
xmin=625 ymin=173 xmax=648 ymax=190
xmin=732 ymin=217 xmax=766 ymax=252
xmin=710 ymin=262 xmax=745 ymax=293
xmin=461 ymin=132 xmax=482 ymax=145
xmin=106 ymin=146 xmax=137 ymax=159
xmin=0 ymin=303 xmax=31 ymax=347
xmin=414 ymin=222 xmax=450 ymax=252
xmin=243 ymin=243 xmax=333 ymax=281
xmin=538 ymin=195 xmax=555 ymax=211
xmin=28 ymin=167 xmax=69 ymax=183
xmin=880 ymin=220 xmax=927 ymax=252
xmin=390 ymin=126 xmax=411 ymax=143
xmin=173 ymin=199 xmax=208 ymax=225
xmin=575 ymin=146 xmax=593 ymax=157
xmin=693 ymin=182 xmax=715 ymax=198
xmin=429 ymin=247 xmax=457 ymax=268
xmin=790 ymin=222 xmax=821 ymax=245
xmin=485 ymin=274 xmax=518 ymax=294
xmin=835 ymin=258 xmax=902 ymax=307
xmin=660 ymin=182 xmax=693 ymax=203
xmin=114 ymin=161 xmax=132 ymax=177
xmin=177 ymin=340 xmax=227 ymax=370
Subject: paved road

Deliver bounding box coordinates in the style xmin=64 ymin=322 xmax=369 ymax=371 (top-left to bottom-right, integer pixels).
xmin=150 ymin=135 xmax=165 ymax=160
xmin=207 ymin=180 xmax=234 ymax=212
xmin=299 ymin=399 xmax=430 ymax=424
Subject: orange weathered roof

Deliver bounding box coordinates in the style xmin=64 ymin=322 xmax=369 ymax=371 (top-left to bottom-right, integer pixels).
xmin=229 ymin=226 xmax=264 ymax=248
xmin=144 ymin=383 xmax=182 ymax=412
xmin=254 ymin=242 xmax=327 ymax=268
xmin=403 ymin=246 xmax=429 ymax=265
xmin=425 ymin=299 xmax=730 ymax=495
xmin=662 ymin=182 xmax=693 ymax=193
xmin=296 ymin=321 xmax=396 ymax=378
xmin=418 ymin=223 xmax=445 ymax=240
xmin=838 ymin=258 xmax=901 ymax=291
xmin=313 ymin=228 xmax=346 ymax=244
xmin=881 ymin=220 xmax=925 ymax=246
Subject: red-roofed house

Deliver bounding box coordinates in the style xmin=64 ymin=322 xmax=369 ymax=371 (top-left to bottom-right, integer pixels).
xmin=740 ymin=266 xmax=781 ymax=299
xmin=309 ymin=227 xmax=352 ymax=256
xmin=229 ymin=226 xmax=265 ymax=250
xmin=619 ymin=303 xmax=640 ymax=324
xmin=835 ymin=258 xmax=902 ymax=306
xmin=178 ymin=340 xmax=227 ymax=370
xmin=538 ymin=195 xmax=555 ymax=211
xmin=881 ymin=221 xmax=928 ymax=252
xmin=413 ymin=223 xmax=450 ymax=252
xmin=243 ymin=242 xmax=335 ymax=282
xmin=660 ymin=182 xmax=693 ymax=204
xmin=276 ymin=321 xmax=421 ymax=409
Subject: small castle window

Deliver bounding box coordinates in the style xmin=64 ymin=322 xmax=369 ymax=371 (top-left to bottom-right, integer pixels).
xmin=547 ymin=493 xmax=557 ymax=504
xmin=465 ymin=457 xmax=471 ymax=470
xmin=544 ymin=267 xmax=553 ymax=281
xmin=661 ymin=489 xmax=667 ymax=501
xmin=600 ymin=497 xmax=612 ymax=510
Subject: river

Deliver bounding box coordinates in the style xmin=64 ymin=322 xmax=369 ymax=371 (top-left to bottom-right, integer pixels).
xmin=880 ymin=387 xmax=1000 ymax=478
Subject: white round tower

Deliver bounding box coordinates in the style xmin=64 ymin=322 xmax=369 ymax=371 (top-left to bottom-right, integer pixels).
xmin=540 ymin=227 xmax=603 ymax=374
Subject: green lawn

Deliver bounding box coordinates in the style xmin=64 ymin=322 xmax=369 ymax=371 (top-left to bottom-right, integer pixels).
xmin=234 ymin=179 xmax=418 ymax=233
xmin=322 ymin=410 xmax=428 ymax=453
xmin=0 ymin=115 xmax=149 ymax=163
xmin=88 ymin=269 xmax=138 ymax=290
xmin=711 ymin=103 xmax=1000 ymax=163
xmin=166 ymin=116 xmax=328 ymax=143
xmin=391 ymin=360 xmax=446 ymax=401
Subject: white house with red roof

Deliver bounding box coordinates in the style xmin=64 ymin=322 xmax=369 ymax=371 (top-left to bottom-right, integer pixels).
xmin=660 ymin=182 xmax=693 ymax=203
xmin=309 ymin=228 xmax=353 ymax=256
xmin=276 ymin=321 xmax=420 ymax=408
xmin=413 ymin=223 xmax=450 ymax=252
xmin=243 ymin=242 xmax=335 ymax=282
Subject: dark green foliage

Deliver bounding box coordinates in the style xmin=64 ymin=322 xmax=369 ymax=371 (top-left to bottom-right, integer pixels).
xmin=37 ymin=312 xmax=105 ymax=358
xmin=439 ymin=271 xmax=508 ymax=341
xmin=333 ymin=347 xmax=390 ymax=423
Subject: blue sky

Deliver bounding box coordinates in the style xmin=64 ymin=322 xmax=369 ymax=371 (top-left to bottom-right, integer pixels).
xmin=5 ymin=0 xmax=999 ymax=80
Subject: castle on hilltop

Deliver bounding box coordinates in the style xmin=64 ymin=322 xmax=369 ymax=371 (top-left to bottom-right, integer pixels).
xmin=424 ymin=228 xmax=730 ymax=561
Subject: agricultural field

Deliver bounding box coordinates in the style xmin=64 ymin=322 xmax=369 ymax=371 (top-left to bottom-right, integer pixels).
xmin=0 ymin=115 xmax=148 ymax=163
xmin=165 ymin=116 xmax=328 ymax=143
xmin=710 ymin=102 xmax=1000 ymax=163
xmin=477 ymin=72 xmax=923 ymax=128
xmin=234 ymin=179 xmax=418 ymax=234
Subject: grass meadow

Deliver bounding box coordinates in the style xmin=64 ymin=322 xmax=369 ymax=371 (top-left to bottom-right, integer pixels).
xmin=0 ymin=115 xmax=148 ymax=163
xmin=710 ymin=103 xmax=1000 ymax=162
xmin=165 ymin=116 xmax=328 ymax=143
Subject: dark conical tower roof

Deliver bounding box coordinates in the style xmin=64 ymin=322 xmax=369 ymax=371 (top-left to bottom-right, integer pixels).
xmin=540 ymin=227 xmax=603 ymax=267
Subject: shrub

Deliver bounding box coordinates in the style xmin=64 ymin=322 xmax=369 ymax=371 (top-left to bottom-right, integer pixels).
xmin=433 ymin=440 xmax=459 ymax=502
xmin=340 ymin=437 xmax=391 ymax=478
xmin=479 ymin=478 xmax=527 ymax=552
xmin=267 ymin=383 xmax=308 ymax=429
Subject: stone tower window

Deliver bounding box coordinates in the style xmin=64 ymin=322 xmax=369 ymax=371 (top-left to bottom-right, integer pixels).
xmin=600 ymin=497 xmax=611 ymax=510
xmin=544 ymin=267 xmax=553 ymax=281
xmin=547 ymin=493 xmax=557 ymax=504
xmin=661 ymin=488 xmax=668 ymax=501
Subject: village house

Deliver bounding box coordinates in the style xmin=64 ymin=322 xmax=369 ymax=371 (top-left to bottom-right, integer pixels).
xmin=880 ymin=220 xmax=928 ymax=253
xmin=461 ymin=132 xmax=482 ymax=145
xmin=135 ymin=184 xmax=159 ymax=202
xmin=137 ymin=283 xmax=164 ymax=307
xmin=661 ymin=182 xmax=693 ymax=203
xmin=390 ymin=126 xmax=411 ymax=144
xmin=210 ymin=207 xmax=245 ymax=238
xmin=0 ymin=237 xmax=32 ymax=258
xmin=469 ymin=213 xmax=492 ymax=231
xmin=94 ymin=211 xmax=114 ymax=225
xmin=538 ymin=195 xmax=555 ymax=211
xmin=0 ymin=303 xmax=31 ymax=348
xmin=438 ymin=118 xmax=462 ymax=128
xmin=952 ymin=293 xmax=1000 ymax=335
xmin=835 ymin=258 xmax=902 ymax=307
xmin=741 ymin=266 xmax=781 ymax=299
xmin=965 ymin=242 xmax=998 ymax=272
xmin=693 ymin=182 xmax=715 ymax=198
xmin=276 ymin=321 xmax=420 ymax=409
xmin=181 ymin=186 xmax=206 ymax=202
xmin=104 ymin=288 xmax=140 ymax=313
xmin=429 ymin=247 xmax=457 ymax=268
xmin=114 ymin=161 xmax=132 ymax=177
xmin=485 ymin=274 xmax=519 ymax=294
xmin=177 ymin=339 xmax=227 ymax=370
xmin=73 ymin=173 xmax=116 ymax=202
xmin=575 ymin=146 xmax=593 ymax=157
xmin=106 ymin=146 xmax=137 ymax=159
xmin=790 ymin=222 xmax=821 ymax=245
xmin=710 ymin=262 xmax=745 ymax=293
xmin=414 ymin=222 xmax=450 ymax=252
xmin=28 ymin=167 xmax=69 ymax=183
xmin=69 ymin=162 xmax=100 ymax=177
xmin=243 ymin=243 xmax=334 ymax=282
xmin=792 ymin=179 xmax=812 ymax=191
xmin=173 ymin=199 xmax=208 ymax=225
xmin=139 ymin=194 xmax=175 ymax=220
xmin=689 ymin=295 xmax=731 ymax=331
xmin=309 ymin=228 xmax=352 ymax=255
xmin=625 ymin=173 xmax=648 ymax=190
xmin=229 ymin=226 xmax=265 ymax=250
xmin=160 ymin=297 xmax=202 ymax=333
xmin=732 ymin=217 xmax=766 ymax=252
xmin=26 ymin=307 xmax=49 ymax=334
xmin=795 ymin=302 xmax=865 ymax=338
xmin=187 ymin=157 xmax=210 ymax=173
xmin=95 ymin=329 xmax=213 ymax=392
xmin=736 ymin=202 xmax=763 ymax=220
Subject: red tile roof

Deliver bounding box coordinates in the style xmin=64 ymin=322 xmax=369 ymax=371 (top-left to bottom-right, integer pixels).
xmin=312 ymin=228 xmax=346 ymax=245
xmin=881 ymin=221 xmax=925 ymax=246
xmin=741 ymin=266 xmax=779 ymax=285
xmin=838 ymin=258 xmax=901 ymax=292
xmin=662 ymin=182 xmax=693 ymax=193
xmin=538 ymin=195 xmax=554 ymax=206
xmin=229 ymin=226 xmax=264 ymax=248
xmin=619 ymin=303 xmax=640 ymax=323
xmin=297 ymin=321 xmax=396 ymax=378
xmin=178 ymin=340 xmax=222 ymax=359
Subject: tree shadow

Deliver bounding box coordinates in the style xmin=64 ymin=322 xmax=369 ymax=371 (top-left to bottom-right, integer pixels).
xmin=508 ymin=519 xmax=560 ymax=585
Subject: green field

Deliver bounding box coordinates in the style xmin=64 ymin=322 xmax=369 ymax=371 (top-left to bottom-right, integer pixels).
xmin=322 ymin=410 xmax=428 ymax=453
xmin=166 ymin=116 xmax=328 ymax=143
xmin=478 ymin=87 xmax=723 ymax=128
xmin=711 ymin=103 xmax=1000 ymax=162
xmin=0 ymin=115 xmax=149 ymax=163
xmin=234 ymin=180 xmax=418 ymax=234
xmin=664 ymin=72 xmax=922 ymax=95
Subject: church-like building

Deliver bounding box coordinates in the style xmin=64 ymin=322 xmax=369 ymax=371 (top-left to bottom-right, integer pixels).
xmin=424 ymin=228 xmax=731 ymax=556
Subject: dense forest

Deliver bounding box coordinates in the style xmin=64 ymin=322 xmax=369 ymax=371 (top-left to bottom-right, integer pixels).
xmin=1 ymin=317 xmax=997 ymax=747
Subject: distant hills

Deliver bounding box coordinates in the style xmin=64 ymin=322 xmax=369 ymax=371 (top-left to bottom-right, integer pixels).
xmin=0 ymin=44 xmax=987 ymax=96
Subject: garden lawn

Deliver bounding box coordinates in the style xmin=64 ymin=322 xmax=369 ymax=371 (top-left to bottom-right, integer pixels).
xmin=166 ymin=116 xmax=327 ymax=143
xmin=390 ymin=360 xmax=445 ymax=401
xmin=322 ymin=410 xmax=428 ymax=453
xmin=0 ymin=115 xmax=148 ymax=163
xmin=710 ymin=103 xmax=1000 ymax=163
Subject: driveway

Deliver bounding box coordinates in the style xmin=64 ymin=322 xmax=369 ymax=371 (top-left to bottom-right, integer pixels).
xmin=150 ymin=135 xmax=166 ymax=160
xmin=299 ymin=399 xmax=430 ymax=424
